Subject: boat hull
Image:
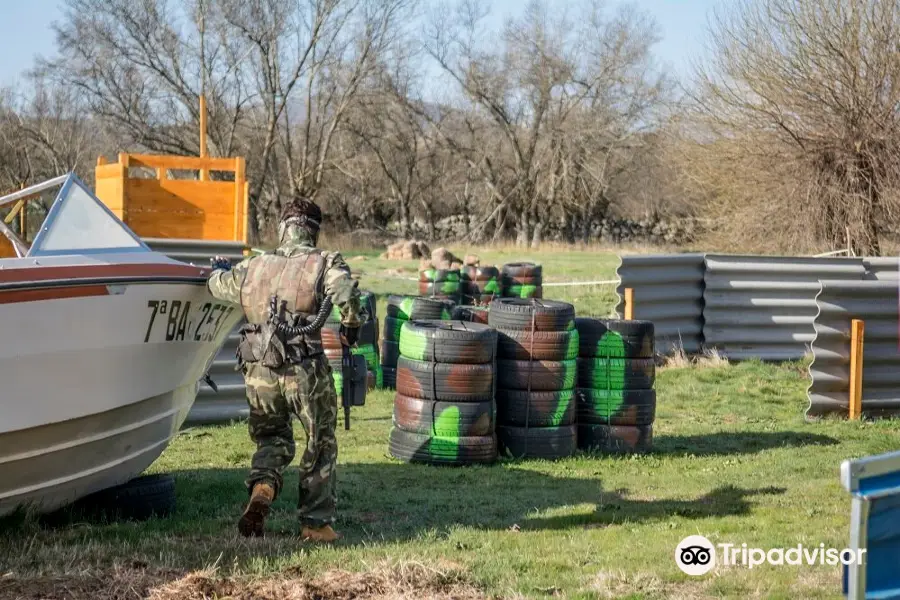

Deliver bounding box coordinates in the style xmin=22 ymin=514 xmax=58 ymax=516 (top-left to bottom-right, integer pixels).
xmin=0 ymin=274 xmax=242 ymax=517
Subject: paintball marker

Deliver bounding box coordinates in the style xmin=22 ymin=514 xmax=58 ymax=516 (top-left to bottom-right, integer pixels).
xmin=340 ymin=326 xmax=367 ymax=431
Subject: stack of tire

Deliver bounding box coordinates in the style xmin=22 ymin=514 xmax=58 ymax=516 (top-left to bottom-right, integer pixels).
xmin=489 ymin=298 xmax=578 ymax=459
xmin=452 ymin=305 xmax=490 ymax=325
xmin=419 ymin=268 xmax=462 ymax=304
xmin=324 ymin=291 xmax=380 ymax=393
xmin=389 ymin=320 xmax=498 ymax=465
xmin=575 ymin=318 xmax=656 ymax=453
xmin=501 ymin=262 xmax=542 ymax=299
xmin=461 ymin=265 xmax=501 ymax=305
xmin=381 ymin=295 xmax=455 ymax=390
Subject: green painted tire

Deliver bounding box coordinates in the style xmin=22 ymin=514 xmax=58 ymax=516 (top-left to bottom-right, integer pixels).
xmin=576 ymin=357 xmax=655 ymax=390
xmin=495 ymin=359 xmax=577 ymax=391
xmin=388 ymin=427 xmax=497 ymax=465
xmin=575 ymin=318 xmax=654 ymax=358
xmin=577 ymin=424 xmax=653 ymax=453
xmin=497 ymin=425 xmax=576 ymax=460
xmin=496 ymin=328 xmax=579 ymax=361
xmin=496 ymin=389 xmax=576 ymax=427
xmin=399 ymin=320 xmax=497 ymax=364
xmin=576 ymin=388 xmax=656 ymax=426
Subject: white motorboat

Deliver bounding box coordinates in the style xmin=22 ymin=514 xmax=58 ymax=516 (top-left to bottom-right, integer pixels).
xmin=0 ymin=173 xmax=243 ymax=517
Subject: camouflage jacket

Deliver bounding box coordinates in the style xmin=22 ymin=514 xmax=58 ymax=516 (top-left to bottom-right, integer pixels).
xmin=207 ymin=226 xmax=362 ymax=329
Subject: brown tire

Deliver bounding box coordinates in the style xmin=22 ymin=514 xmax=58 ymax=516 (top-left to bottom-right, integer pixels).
xmin=496 ymin=328 xmax=579 ymax=361
xmin=496 ymin=389 xmax=575 ymax=427
xmin=577 ymin=424 xmax=653 ymax=453
xmin=396 ymin=357 xmax=494 ymax=402
xmin=496 ymin=359 xmax=577 ymax=391
xmin=393 ymin=394 xmax=495 ymax=436
xmin=488 ymin=298 xmax=575 ymax=332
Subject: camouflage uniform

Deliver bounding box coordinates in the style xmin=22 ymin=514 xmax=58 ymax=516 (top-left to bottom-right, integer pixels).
xmin=207 ymin=225 xmax=361 ymax=529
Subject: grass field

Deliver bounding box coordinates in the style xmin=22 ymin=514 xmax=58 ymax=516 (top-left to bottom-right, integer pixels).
xmin=2 ymin=246 xmax=899 ymax=599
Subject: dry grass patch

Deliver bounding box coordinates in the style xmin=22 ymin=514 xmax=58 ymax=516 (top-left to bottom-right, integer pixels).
xmin=1 ymin=560 xmax=486 ymax=600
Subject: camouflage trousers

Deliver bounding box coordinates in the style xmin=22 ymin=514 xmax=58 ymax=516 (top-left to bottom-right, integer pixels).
xmin=242 ymin=355 xmax=338 ymax=527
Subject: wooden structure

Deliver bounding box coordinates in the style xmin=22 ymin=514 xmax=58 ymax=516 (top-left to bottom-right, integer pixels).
xmin=94 ymin=153 xmax=249 ymax=243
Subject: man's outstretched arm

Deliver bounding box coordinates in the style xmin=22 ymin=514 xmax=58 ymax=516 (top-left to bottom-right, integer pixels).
xmin=207 ymin=256 xmax=253 ymax=305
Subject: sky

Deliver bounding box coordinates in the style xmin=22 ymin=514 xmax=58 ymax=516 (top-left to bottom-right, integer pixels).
xmin=0 ymin=0 xmax=724 ymax=86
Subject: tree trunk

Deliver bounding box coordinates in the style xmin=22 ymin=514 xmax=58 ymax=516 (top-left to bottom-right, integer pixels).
xmin=398 ymin=196 xmax=411 ymax=238
xmin=515 ymin=209 xmax=530 ymax=247
xmin=530 ymin=206 xmax=543 ymax=248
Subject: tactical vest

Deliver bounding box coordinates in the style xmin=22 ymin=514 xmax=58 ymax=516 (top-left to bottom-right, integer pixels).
xmin=236 ymin=249 xmax=327 ymax=367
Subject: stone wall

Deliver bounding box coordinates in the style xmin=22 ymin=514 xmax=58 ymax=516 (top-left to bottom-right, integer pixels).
xmin=394 ymin=214 xmax=702 ymax=245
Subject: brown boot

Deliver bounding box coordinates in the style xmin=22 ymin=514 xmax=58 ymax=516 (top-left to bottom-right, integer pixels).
xmin=300 ymin=524 xmax=340 ymax=543
xmin=238 ymin=483 xmax=275 ymax=537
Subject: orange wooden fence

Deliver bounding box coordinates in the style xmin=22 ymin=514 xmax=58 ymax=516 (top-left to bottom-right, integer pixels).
xmin=95 ymin=153 xmax=249 ymax=243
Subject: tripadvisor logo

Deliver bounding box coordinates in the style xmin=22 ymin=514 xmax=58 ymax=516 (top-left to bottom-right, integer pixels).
xmin=675 ymin=536 xmax=866 ymax=575
xmin=675 ymin=535 xmax=716 ymax=576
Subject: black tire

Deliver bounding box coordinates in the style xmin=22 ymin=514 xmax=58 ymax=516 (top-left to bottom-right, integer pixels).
xmin=496 ymin=328 xmax=579 ymax=361
xmin=575 ymin=318 xmax=654 ymax=359
xmin=462 ymin=265 xmax=501 ymax=282
xmin=386 ymin=295 xmax=455 ymax=320
xmin=381 ymin=340 xmax=400 ymax=367
xmin=497 ymin=425 xmax=576 ymax=460
xmin=382 ymin=316 xmax=408 ymax=343
xmin=399 ymin=320 xmax=497 ymax=364
xmin=502 ymin=275 xmax=542 ymax=287
xmin=496 ymin=389 xmax=575 ymax=427
xmin=496 ymin=359 xmax=577 ymax=391
xmin=418 ymin=281 xmax=463 ymax=297
xmin=578 ymin=424 xmax=653 ymax=453
xmin=452 ymin=306 xmax=490 ymax=324
xmin=462 ymin=266 xmax=502 ymax=297
xmin=396 ymin=357 xmax=494 ymax=401
xmin=577 ymin=357 xmax=655 ymax=390
xmin=46 ymin=474 xmax=176 ymax=523
xmin=419 ymin=268 xmax=461 ymax=283
xmin=389 ymin=428 xmax=497 ymax=465
xmin=382 ymin=366 xmax=397 ymax=389
xmin=501 ymin=262 xmax=543 ymax=282
xmin=488 ymin=298 xmax=574 ymax=332
xmin=393 ymin=394 xmax=495 ymax=436
xmin=502 ymin=284 xmax=542 ymax=299
xmin=576 ymin=388 xmax=656 ymax=426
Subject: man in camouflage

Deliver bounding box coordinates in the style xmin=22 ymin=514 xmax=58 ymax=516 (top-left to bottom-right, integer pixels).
xmin=206 ymin=197 xmax=361 ymax=541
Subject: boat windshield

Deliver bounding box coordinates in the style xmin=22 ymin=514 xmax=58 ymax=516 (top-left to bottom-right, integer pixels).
xmin=0 ymin=173 xmax=149 ymax=258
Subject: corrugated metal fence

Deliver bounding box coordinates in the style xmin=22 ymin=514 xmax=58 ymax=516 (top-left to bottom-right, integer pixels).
xmin=616 ymin=253 xmax=888 ymax=360
xmin=616 ymin=252 xmax=900 ymax=418
xmin=144 ymin=238 xmax=250 ymax=425
xmin=703 ymin=255 xmax=866 ymax=361
xmin=807 ymin=280 xmax=900 ymax=418
xmin=614 ymin=254 xmax=705 ymax=354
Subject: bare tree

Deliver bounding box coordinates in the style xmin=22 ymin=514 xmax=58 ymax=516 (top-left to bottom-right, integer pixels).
xmin=686 ymin=0 xmax=900 ymax=255
xmin=422 ymin=0 xmax=667 ymax=246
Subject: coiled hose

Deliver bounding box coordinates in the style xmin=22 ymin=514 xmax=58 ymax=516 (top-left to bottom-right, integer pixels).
xmin=268 ymin=295 xmax=334 ymax=337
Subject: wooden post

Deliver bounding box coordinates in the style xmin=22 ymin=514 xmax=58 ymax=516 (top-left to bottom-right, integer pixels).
xmin=199 ymin=95 xmax=208 ymax=181
xmin=849 ymin=319 xmax=865 ymax=420
xmin=624 ymin=288 xmax=634 ymax=320
xmin=233 ymin=156 xmax=245 ymax=241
